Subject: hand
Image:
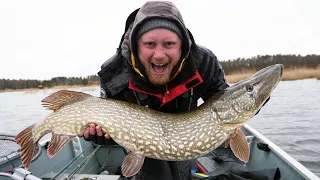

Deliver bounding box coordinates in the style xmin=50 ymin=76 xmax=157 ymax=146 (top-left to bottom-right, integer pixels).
xmin=83 ymin=124 xmax=111 ymax=145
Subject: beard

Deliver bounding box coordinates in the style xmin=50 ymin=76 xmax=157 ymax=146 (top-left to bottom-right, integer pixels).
xmin=148 ymin=75 xmax=169 ymax=85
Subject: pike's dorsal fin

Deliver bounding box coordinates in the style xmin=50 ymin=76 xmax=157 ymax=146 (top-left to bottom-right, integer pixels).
xmin=229 ymin=128 xmax=250 ymax=163
xmin=121 ymin=151 xmax=145 ymax=177
xmin=47 ymin=133 xmax=74 ymax=158
xmin=41 ymin=90 xmax=92 ymax=111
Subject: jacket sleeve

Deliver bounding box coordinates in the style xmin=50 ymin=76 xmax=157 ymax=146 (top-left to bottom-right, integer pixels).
xmin=196 ymin=46 xmax=229 ymax=101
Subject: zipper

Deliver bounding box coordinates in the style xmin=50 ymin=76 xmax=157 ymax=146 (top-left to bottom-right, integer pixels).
xmin=133 ymin=90 xmax=141 ymax=105
xmin=188 ymin=88 xmax=194 ymax=110
xmin=165 ymin=84 xmax=169 ymax=94
xmin=177 ymin=161 xmax=181 ymax=180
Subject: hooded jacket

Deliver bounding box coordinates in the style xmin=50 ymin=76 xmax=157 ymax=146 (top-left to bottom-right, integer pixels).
xmin=96 ymin=1 xmax=229 ymax=179
xmin=98 ymin=1 xmax=229 ymax=113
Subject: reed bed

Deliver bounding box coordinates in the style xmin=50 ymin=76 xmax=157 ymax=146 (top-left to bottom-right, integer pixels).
xmin=225 ymin=67 xmax=320 ymax=84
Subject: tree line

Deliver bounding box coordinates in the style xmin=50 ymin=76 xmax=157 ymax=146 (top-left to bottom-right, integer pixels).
xmin=0 ymin=75 xmax=100 ymax=90
xmin=1 ymin=54 xmax=319 ymax=90
xmin=220 ymin=54 xmax=319 ymax=74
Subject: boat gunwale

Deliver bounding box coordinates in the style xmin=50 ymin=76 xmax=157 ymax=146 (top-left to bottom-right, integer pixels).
xmin=244 ymin=124 xmax=320 ymax=180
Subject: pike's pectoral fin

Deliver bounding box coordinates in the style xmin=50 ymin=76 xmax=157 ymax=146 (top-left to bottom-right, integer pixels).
xmin=224 ymin=139 xmax=230 ymax=148
xmin=47 ymin=134 xmax=74 ymax=158
xmin=15 ymin=124 xmax=37 ymax=170
xmin=121 ymin=151 xmax=145 ymax=177
xmin=229 ymin=129 xmax=250 ymax=163
xmin=41 ymin=90 xmax=92 ymax=111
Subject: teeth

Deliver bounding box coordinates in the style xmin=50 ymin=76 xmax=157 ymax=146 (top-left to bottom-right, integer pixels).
xmin=153 ymin=63 xmax=166 ymax=66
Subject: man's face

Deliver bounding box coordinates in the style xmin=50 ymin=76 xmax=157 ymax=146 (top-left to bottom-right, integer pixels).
xmin=137 ymin=28 xmax=182 ymax=85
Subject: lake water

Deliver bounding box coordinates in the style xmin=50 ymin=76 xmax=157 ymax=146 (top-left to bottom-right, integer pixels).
xmin=0 ymin=79 xmax=319 ymax=177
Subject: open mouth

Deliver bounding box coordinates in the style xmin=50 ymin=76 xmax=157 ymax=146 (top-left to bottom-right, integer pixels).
xmin=151 ymin=62 xmax=168 ymax=74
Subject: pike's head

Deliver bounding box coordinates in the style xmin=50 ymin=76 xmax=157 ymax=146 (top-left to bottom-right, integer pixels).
xmin=213 ymin=64 xmax=283 ymax=127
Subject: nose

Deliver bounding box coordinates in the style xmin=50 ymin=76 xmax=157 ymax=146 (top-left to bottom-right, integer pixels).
xmin=153 ymin=46 xmax=166 ymax=59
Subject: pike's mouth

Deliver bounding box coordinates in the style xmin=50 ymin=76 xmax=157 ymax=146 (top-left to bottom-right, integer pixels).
xmin=151 ymin=62 xmax=168 ymax=75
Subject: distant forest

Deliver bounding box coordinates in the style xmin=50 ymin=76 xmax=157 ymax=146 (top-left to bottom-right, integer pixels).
xmin=0 ymin=75 xmax=100 ymax=91
xmin=220 ymin=54 xmax=319 ymax=74
xmin=0 ymin=54 xmax=319 ymax=90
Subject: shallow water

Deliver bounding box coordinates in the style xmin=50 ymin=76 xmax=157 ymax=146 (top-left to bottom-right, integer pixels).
xmin=0 ymin=79 xmax=319 ymax=177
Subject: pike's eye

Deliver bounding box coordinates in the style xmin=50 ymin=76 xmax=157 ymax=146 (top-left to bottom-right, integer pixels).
xmin=246 ymin=84 xmax=253 ymax=92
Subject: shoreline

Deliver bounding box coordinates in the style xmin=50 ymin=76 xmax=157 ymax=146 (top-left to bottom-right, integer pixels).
xmin=225 ymin=67 xmax=320 ymax=84
xmin=0 ymin=84 xmax=100 ymax=93
xmin=1 ymin=67 xmax=319 ymax=93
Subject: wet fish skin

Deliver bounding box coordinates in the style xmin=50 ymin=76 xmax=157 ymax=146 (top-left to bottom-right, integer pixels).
xmin=15 ymin=64 xmax=283 ymax=177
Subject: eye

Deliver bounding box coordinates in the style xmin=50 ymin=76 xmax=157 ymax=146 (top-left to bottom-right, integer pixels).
xmin=143 ymin=42 xmax=154 ymax=47
xmin=246 ymin=84 xmax=253 ymax=92
xmin=164 ymin=41 xmax=175 ymax=47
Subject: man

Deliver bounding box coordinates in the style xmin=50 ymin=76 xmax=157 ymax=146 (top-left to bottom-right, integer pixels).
xmin=84 ymin=1 xmax=230 ymax=179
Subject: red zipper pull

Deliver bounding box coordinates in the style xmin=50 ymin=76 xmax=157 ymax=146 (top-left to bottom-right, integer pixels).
xmin=166 ymin=85 xmax=169 ymax=94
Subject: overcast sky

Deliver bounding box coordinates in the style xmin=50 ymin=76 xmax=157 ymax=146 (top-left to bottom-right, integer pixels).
xmin=0 ymin=0 xmax=319 ymax=80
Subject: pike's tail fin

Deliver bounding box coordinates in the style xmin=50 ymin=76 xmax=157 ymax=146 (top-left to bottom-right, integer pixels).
xmin=15 ymin=124 xmax=37 ymax=170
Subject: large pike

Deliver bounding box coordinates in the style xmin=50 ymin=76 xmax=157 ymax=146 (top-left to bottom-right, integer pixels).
xmin=15 ymin=64 xmax=283 ymax=177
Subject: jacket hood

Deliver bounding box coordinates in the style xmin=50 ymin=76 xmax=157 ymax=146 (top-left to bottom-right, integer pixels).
xmin=121 ymin=1 xmax=193 ymax=83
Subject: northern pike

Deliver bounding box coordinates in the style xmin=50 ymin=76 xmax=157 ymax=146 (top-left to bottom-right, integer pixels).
xmin=15 ymin=64 xmax=283 ymax=177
